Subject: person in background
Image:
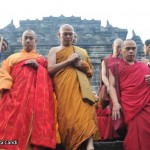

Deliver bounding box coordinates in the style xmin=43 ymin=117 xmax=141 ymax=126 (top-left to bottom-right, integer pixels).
xmin=141 ymin=39 xmax=150 ymax=66
xmin=96 ymin=38 xmax=123 ymax=140
xmin=0 ymin=36 xmax=8 ymax=65
xmin=0 ymin=29 xmax=56 ymax=150
xmin=0 ymin=37 xmax=8 ymax=52
xmin=100 ymin=38 xmax=123 ymax=96
xmin=72 ymin=32 xmax=77 ymax=45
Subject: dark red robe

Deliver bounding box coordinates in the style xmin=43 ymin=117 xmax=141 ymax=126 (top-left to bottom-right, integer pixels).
xmin=96 ymin=55 xmax=121 ymax=140
xmin=110 ymin=60 xmax=150 ymax=150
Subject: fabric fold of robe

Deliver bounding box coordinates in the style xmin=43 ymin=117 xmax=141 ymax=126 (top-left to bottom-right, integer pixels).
xmin=53 ymin=46 xmax=99 ymax=150
xmin=96 ymin=55 xmax=121 ymax=140
xmin=73 ymin=46 xmax=95 ymax=105
xmin=96 ymin=106 xmax=120 ymax=140
xmin=0 ymin=56 xmax=56 ymax=150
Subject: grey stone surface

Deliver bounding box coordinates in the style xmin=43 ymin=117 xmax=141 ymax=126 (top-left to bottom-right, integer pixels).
xmin=94 ymin=141 xmax=123 ymax=150
xmin=56 ymin=141 xmax=123 ymax=150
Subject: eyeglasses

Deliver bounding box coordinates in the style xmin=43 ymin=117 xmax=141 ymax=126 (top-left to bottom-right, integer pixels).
xmin=63 ymin=32 xmax=73 ymax=37
xmin=125 ymin=47 xmax=136 ymax=50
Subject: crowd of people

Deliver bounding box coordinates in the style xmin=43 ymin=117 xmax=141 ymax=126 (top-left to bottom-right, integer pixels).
xmin=0 ymin=24 xmax=150 ymax=150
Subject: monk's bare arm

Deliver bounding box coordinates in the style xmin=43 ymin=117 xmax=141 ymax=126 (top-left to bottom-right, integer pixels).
xmin=109 ymin=69 xmax=121 ymax=120
xmin=101 ymin=60 xmax=109 ymax=92
xmin=48 ymin=48 xmax=81 ymax=76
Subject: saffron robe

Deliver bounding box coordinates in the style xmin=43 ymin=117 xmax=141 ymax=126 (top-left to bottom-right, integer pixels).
xmin=0 ymin=49 xmax=56 ymax=150
xmin=54 ymin=93 xmax=61 ymax=144
xmin=73 ymin=46 xmax=95 ymax=104
xmin=110 ymin=60 xmax=150 ymax=150
xmin=53 ymin=46 xmax=99 ymax=150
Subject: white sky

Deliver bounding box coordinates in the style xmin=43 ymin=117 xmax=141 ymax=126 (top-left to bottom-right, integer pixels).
xmin=0 ymin=0 xmax=150 ymax=42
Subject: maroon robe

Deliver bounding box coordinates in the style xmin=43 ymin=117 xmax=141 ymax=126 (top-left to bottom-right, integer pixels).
xmin=110 ymin=59 xmax=150 ymax=150
xmin=96 ymin=55 xmax=121 ymax=140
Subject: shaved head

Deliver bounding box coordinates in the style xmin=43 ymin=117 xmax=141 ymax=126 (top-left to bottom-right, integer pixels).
xmin=59 ymin=24 xmax=74 ymax=33
xmin=121 ymin=39 xmax=137 ymax=63
xmin=122 ymin=39 xmax=136 ymax=48
xmin=58 ymin=24 xmax=74 ymax=46
xmin=112 ymin=38 xmax=123 ymax=56
xmin=21 ymin=29 xmax=37 ymax=52
xmin=22 ymin=29 xmax=37 ymax=39
xmin=113 ymin=38 xmax=123 ymax=46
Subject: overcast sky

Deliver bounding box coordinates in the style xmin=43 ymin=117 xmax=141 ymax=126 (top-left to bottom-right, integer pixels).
xmin=1 ymin=0 xmax=149 ymax=43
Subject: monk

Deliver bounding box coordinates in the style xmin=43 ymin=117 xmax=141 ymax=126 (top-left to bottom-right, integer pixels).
xmin=72 ymin=32 xmax=77 ymax=45
xmin=0 ymin=29 xmax=56 ymax=150
xmin=0 ymin=37 xmax=8 ymax=52
xmin=97 ymin=38 xmax=123 ymax=140
xmin=141 ymin=39 xmax=150 ymax=66
xmin=48 ymin=24 xmax=99 ymax=150
xmin=100 ymin=38 xmax=123 ymax=95
xmin=0 ymin=36 xmax=8 ymax=65
xmin=109 ymin=39 xmax=150 ymax=150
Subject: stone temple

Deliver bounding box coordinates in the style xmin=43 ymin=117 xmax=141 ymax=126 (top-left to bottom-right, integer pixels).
xmin=0 ymin=15 xmax=144 ymax=92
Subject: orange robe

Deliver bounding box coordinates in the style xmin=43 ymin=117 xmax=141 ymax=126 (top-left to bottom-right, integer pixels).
xmin=53 ymin=93 xmax=61 ymax=144
xmin=53 ymin=46 xmax=99 ymax=150
xmin=0 ymin=49 xmax=56 ymax=150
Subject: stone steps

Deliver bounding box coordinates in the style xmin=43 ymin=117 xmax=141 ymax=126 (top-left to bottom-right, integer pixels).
xmin=56 ymin=141 xmax=123 ymax=150
xmin=94 ymin=141 xmax=123 ymax=150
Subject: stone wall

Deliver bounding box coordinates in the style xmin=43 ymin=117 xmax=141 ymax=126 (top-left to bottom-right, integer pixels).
xmin=0 ymin=16 xmax=144 ymax=92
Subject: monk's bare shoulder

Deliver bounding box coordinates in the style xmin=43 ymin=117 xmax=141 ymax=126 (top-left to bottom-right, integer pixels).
xmin=49 ymin=46 xmax=62 ymax=55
